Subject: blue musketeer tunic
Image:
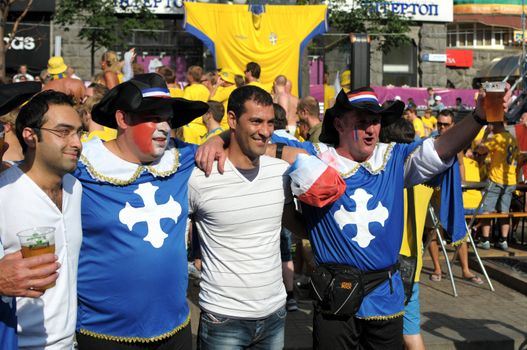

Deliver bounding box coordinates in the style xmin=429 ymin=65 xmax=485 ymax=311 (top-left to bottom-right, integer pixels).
xmin=74 ymin=138 xmax=196 ymax=341
xmin=277 ymin=137 xmax=450 ymax=319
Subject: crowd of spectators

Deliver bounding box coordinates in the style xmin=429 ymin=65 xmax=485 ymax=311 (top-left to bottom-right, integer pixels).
xmin=0 ymin=50 xmax=522 ymax=350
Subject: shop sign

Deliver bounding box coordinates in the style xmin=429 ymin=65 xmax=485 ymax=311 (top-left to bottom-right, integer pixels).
xmin=446 ymin=49 xmax=473 ymax=68
xmin=5 ymin=22 xmax=50 ymax=71
xmin=514 ymin=30 xmax=527 ymax=43
xmin=114 ymin=0 xmax=186 ymax=14
xmin=339 ymin=0 xmax=453 ymax=23
xmin=421 ymin=53 xmax=447 ymax=62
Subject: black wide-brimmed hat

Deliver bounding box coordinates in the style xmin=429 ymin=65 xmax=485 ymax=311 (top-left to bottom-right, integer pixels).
xmin=0 ymin=81 xmax=41 ymax=116
xmin=319 ymin=87 xmax=405 ymax=144
xmin=92 ymin=73 xmax=208 ymax=129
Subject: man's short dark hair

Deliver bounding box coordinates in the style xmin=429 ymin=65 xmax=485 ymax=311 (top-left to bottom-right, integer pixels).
xmin=438 ymin=109 xmax=455 ymax=121
xmin=273 ymin=103 xmax=287 ymax=130
xmin=16 ymin=90 xmax=75 ymax=154
xmin=157 ymin=66 xmax=176 ymax=84
xmin=404 ymin=107 xmax=416 ymax=115
xmin=379 ymin=118 xmax=415 ymax=144
xmin=207 ymin=100 xmax=224 ymax=123
xmin=228 ymin=85 xmax=273 ymax=120
xmin=298 ymin=96 xmax=320 ymax=118
xmin=187 ymin=66 xmax=203 ymax=82
xmin=245 ymin=62 xmax=261 ymax=79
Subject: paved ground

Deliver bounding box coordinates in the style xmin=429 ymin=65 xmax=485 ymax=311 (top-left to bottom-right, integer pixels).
xmin=187 ymin=247 xmax=527 ymax=350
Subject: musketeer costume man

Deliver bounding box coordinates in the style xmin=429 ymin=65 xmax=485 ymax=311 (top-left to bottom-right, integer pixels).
xmin=74 ymin=74 xmax=208 ymax=346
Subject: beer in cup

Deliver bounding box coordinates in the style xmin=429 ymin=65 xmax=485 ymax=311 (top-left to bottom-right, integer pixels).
xmin=17 ymin=227 xmax=56 ymax=290
xmin=483 ymin=81 xmax=506 ymax=122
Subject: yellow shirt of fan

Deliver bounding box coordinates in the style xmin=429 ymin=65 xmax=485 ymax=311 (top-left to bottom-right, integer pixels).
xmin=485 ymin=131 xmax=519 ymax=185
xmin=184 ymin=3 xmax=328 ymax=96
xmin=182 ymin=83 xmax=210 ymax=144
xmin=324 ymin=83 xmax=336 ymax=112
xmin=413 ymin=118 xmax=425 ymax=138
xmin=169 ymin=87 xmax=184 ymax=98
xmin=462 ymin=156 xmax=483 ymax=209
xmin=81 ymin=127 xmax=117 ymax=143
xmin=421 ymin=116 xmax=437 ymax=136
xmin=247 ymin=81 xmax=272 ymax=93
xmin=183 ymin=83 xmax=210 ymax=102
xmin=211 ymin=84 xmax=237 ymax=130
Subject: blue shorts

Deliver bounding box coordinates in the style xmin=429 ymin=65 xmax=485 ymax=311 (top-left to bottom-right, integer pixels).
xmin=481 ymin=181 xmax=516 ymax=213
xmin=403 ymin=283 xmax=421 ymax=335
xmin=280 ymin=228 xmax=292 ymax=262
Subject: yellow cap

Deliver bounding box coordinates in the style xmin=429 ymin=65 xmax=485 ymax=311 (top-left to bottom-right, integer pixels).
xmin=47 ymin=56 xmax=68 ymax=75
xmin=219 ymin=70 xmax=236 ymax=84
xmin=340 ymin=70 xmax=351 ymax=87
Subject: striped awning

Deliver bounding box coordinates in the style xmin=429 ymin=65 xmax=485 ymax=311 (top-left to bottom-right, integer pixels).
xmin=475 ymin=55 xmax=522 ymax=80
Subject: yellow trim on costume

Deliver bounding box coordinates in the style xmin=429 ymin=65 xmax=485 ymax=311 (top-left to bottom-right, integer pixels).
xmin=360 ymin=143 xmax=393 ymax=176
xmin=451 ymin=231 xmax=469 ymax=247
xmin=80 ymin=147 xmax=181 ymax=186
xmin=358 ymin=310 xmax=405 ymax=321
xmin=79 ymin=314 xmax=190 ymax=343
xmin=314 ymin=143 xmax=394 ymax=178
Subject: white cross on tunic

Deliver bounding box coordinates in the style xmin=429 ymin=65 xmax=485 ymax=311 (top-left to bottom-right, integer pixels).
xmin=119 ymin=182 xmax=182 ymax=248
xmin=333 ymin=188 xmax=389 ymax=248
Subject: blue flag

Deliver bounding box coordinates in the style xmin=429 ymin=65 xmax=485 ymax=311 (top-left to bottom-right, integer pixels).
xmin=427 ymin=157 xmax=467 ymax=245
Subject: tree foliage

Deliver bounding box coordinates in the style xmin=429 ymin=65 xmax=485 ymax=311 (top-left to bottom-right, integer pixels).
xmin=0 ymin=0 xmax=33 ymax=79
xmin=326 ymin=0 xmax=413 ymax=53
xmin=54 ymin=0 xmax=162 ymax=73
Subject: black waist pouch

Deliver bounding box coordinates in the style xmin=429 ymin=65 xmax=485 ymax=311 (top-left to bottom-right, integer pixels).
xmin=398 ymin=254 xmax=417 ymax=305
xmin=310 ymin=263 xmax=398 ymax=317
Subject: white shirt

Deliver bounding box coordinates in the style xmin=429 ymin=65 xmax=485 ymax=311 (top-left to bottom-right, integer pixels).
xmin=188 ymin=156 xmax=291 ymax=319
xmin=0 ymin=166 xmax=83 ymax=350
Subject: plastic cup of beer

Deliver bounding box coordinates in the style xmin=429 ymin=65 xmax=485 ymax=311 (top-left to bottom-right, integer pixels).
xmin=17 ymin=227 xmax=56 ymax=290
xmin=483 ymin=81 xmax=506 ymax=122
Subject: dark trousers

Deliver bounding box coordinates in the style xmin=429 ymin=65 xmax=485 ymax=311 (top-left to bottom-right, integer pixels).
xmin=76 ymin=324 xmax=192 ymax=350
xmin=313 ymin=307 xmax=403 ymax=350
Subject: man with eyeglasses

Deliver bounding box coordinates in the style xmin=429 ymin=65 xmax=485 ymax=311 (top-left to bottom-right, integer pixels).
xmin=0 ymin=90 xmax=84 ymax=349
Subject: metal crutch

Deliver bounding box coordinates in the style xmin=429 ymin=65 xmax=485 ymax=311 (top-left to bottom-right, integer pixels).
xmin=427 ymin=204 xmax=458 ymax=297
xmin=460 ymin=181 xmax=495 ymax=291
xmin=464 ymin=222 xmax=495 ymax=291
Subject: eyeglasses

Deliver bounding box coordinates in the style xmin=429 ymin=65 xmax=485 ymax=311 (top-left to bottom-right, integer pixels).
xmin=436 ymin=122 xmax=452 ymax=128
xmin=35 ymin=127 xmax=84 ymax=139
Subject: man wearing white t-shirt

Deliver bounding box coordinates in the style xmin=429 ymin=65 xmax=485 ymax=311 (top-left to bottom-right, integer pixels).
xmin=189 ymin=85 xmax=305 ymax=349
xmin=0 ymin=90 xmax=83 ymax=349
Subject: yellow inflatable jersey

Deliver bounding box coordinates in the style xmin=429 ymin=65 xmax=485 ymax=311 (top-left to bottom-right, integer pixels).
xmin=184 ymin=3 xmax=328 ymax=96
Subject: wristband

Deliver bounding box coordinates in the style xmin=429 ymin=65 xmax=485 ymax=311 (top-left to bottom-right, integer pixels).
xmin=472 ymin=112 xmax=488 ymax=126
xmin=276 ymin=143 xmax=286 ymax=160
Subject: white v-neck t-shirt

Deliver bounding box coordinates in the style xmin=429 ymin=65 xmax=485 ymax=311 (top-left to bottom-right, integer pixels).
xmin=189 ymin=156 xmax=291 ymax=319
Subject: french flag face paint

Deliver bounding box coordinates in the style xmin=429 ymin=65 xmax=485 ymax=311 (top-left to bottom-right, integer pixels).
xmin=353 ymin=128 xmax=359 ymax=141
xmin=132 ymin=122 xmax=157 ymax=154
